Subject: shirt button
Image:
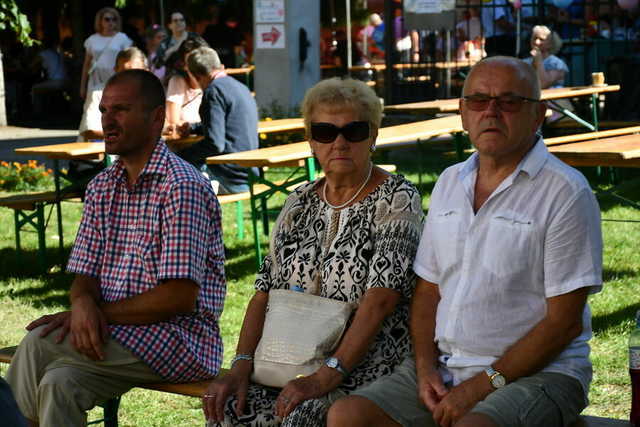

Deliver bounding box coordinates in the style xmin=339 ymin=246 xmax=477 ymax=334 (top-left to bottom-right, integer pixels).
xmin=129 ymin=225 xmax=136 ymax=231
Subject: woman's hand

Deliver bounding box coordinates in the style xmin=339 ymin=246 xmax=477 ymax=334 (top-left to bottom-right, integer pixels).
xmin=202 ymin=363 xmax=252 ymax=424
xmin=274 ymin=368 xmax=341 ymax=418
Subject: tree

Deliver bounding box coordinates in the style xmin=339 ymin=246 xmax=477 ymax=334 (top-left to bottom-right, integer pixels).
xmin=0 ymin=0 xmax=37 ymax=126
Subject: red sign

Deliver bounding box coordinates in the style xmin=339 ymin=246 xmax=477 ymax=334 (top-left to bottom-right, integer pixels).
xmin=261 ymin=26 xmax=281 ymax=45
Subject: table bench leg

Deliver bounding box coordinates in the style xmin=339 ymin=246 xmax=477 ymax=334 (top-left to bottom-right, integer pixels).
xmin=235 ymin=201 xmax=244 ymax=240
xmin=13 ymin=205 xmax=48 ymax=273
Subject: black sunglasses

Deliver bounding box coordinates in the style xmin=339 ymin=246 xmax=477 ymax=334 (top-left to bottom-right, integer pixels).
xmin=103 ymin=16 xmax=117 ymax=22
xmin=463 ymin=94 xmax=540 ymax=113
xmin=310 ymin=121 xmax=370 ymax=143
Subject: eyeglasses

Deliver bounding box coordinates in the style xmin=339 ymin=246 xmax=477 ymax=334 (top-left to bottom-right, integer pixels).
xmin=310 ymin=121 xmax=370 ymax=143
xmin=103 ymin=16 xmax=117 ymax=22
xmin=463 ymin=94 xmax=540 ymax=113
xmin=172 ymin=18 xmax=185 ymax=22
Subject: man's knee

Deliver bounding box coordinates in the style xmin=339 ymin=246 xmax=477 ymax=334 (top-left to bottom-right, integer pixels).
xmin=456 ymin=412 xmax=498 ymax=427
xmin=39 ymin=366 xmax=96 ymax=411
xmin=328 ymin=395 xmax=399 ymax=427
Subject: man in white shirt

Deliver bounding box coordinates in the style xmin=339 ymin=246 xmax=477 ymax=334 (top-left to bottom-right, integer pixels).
xmin=327 ymin=56 xmax=603 ymax=427
xmin=481 ymin=0 xmax=516 ymax=56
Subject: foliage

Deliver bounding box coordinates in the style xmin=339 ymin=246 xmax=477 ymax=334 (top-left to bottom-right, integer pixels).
xmin=0 ymin=0 xmax=36 ymax=46
xmin=0 ymin=160 xmax=54 ymax=192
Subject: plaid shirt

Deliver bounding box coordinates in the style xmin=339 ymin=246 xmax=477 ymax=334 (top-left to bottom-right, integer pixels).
xmin=67 ymin=141 xmax=225 ymax=382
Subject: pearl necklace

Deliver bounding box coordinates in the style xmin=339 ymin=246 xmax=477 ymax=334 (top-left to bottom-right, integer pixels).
xmin=323 ymin=163 xmax=373 ymax=210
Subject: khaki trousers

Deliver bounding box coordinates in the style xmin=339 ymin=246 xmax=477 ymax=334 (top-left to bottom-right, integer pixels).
xmin=6 ymin=325 xmax=163 ymax=427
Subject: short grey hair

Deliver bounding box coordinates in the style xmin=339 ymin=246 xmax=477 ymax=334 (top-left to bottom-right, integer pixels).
xmin=464 ymin=56 xmax=541 ymax=99
xmin=532 ymin=25 xmax=563 ymax=55
xmin=187 ymin=47 xmax=222 ymax=77
xmin=301 ymin=78 xmax=382 ymax=137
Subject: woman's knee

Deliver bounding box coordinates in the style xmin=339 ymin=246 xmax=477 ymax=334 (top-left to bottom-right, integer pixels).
xmin=328 ymin=395 xmax=396 ymax=427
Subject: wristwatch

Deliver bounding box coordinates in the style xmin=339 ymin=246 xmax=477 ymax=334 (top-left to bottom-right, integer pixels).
xmin=484 ymin=367 xmax=506 ymax=389
xmin=325 ymin=357 xmax=349 ymax=378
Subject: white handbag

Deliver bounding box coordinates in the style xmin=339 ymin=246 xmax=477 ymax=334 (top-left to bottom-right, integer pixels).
xmin=251 ymin=289 xmax=355 ymax=388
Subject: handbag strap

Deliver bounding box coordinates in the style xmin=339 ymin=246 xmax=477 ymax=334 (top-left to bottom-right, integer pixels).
xmin=90 ymin=34 xmax=117 ymax=74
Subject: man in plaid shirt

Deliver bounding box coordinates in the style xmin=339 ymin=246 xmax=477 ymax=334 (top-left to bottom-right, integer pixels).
xmin=7 ymin=69 xmax=226 ymax=426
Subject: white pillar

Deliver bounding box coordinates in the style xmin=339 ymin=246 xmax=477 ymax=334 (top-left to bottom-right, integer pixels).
xmin=253 ymin=0 xmax=321 ymax=115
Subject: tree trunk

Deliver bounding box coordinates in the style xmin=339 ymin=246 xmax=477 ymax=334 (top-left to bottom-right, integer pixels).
xmin=0 ymin=50 xmax=7 ymax=127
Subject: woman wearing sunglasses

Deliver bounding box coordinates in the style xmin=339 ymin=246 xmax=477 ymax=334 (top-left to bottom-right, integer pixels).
xmin=78 ymin=7 xmax=132 ymax=141
xmin=202 ymin=78 xmax=423 ymax=426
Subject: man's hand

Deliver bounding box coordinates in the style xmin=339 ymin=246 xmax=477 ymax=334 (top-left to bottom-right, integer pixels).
xmin=202 ymin=364 xmax=252 ymax=423
xmin=26 ymin=311 xmax=72 ymax=343
xmin=70 ymin=294 xmax=109 ymax=361
xmin=417 ymin=366 xmax=449 ymax=412
xmin=432 ymin=374 xmax=491 ymax=427
xmin=177 ymin=122 xmax=191 ymax=137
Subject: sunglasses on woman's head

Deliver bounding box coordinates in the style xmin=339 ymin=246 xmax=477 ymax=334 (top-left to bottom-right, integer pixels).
xmin=310 ymin=121 xmax=370 ymax=143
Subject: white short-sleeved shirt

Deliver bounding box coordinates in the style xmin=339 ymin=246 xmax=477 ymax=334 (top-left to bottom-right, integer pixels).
xmin=414 ymin=138 xmax=603 ymax=400
xmin=481 ymin=0 xmax=513 ymax=38
xmin=84 ymin=32 xmax=132 ymax=92
xmin=166 ymin=75 xmax=203 ymax=124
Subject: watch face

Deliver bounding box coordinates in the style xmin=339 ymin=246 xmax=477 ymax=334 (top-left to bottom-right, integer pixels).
xmin=492 ymin=374 xmax=506 ymax=388
xmin=326 ymin=357 xmax=338 ymax=368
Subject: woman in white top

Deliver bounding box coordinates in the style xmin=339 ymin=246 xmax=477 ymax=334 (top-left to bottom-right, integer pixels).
xmin=164 ymin=36 xmax=208 ymax=129
xmin=78 ymin=7 xmax=132 ymax=140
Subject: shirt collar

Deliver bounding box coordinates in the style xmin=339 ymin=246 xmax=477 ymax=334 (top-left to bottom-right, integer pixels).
xmin=458 ymin=135 xmax=548 ymax=182
xmin=105 ymin=139 xmax=168 ymax=183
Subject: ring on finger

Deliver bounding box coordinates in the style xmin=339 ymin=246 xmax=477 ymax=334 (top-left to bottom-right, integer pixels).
xmin=203 ymin=394 xmax=216 ymax=399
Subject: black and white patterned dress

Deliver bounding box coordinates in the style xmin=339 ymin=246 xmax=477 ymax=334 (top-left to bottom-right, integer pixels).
xmin=217 ymin=174 xmax=423 ymax=427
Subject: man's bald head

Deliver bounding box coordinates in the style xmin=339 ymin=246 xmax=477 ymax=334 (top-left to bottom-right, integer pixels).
xmin=463 ymin=56 xmax=541 ymax=100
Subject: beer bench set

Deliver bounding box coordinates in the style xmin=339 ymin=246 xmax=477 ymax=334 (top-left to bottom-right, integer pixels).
xmin=0 ymin=346 xmax=629 ymax=426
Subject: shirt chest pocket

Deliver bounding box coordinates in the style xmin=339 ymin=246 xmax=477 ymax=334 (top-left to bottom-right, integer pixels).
xmin=482 ymin=211 xmax=536 ymax=279
xmin=430 ymin=209 xmax=462 ymax=273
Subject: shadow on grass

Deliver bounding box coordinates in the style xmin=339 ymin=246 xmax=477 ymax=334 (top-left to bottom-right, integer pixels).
xmin=592 ymin=302 xmax=640 ymax=334
xmin=224 ymin=241 xmax=267 ymax=281
xmin=0 ymin=246 xmax=71 ymax=279
xmin=603 ymin=267 xmax=639 ymax=282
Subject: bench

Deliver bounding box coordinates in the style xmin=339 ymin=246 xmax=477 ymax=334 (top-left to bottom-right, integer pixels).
xmin=0 ymin=345 xmax=629 ymax=426
xmin=0 ymin=345 xmax=227 ymax=426
xmin=545 ymin=126 xmax=640 ymax=147
xmin=0 ymin=190 xmax=81 ymax=272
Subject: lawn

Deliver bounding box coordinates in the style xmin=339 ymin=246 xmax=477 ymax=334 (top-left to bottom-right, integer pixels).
xmin=0 ymin=143 xmax=638 ymax=426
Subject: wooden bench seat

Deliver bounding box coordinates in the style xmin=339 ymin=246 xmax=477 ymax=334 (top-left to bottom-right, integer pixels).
xmin=0 ymin=190 xmax=80 ymax=211
xmin=0 ymin=190 xmax=82 ymax=272
xmin=545 ymin=126 xmax=640 ymax=147
xmin=0 ymin=345 xmax=630 ymax=426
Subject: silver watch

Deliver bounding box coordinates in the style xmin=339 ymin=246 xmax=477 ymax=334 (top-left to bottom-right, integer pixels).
xmin=325 ymin=357 xmax=349 ymax=377
xmin=484 ymin=367 xmax=506 ymax=389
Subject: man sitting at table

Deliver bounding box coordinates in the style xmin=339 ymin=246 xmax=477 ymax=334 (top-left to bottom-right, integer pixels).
xmin=327 ymin=56 xmax=603 ymax=427
xmin=175 ymin=46 xmax=258 ymax=195
xmin=6 ymin=69 xmax=226 ymax=426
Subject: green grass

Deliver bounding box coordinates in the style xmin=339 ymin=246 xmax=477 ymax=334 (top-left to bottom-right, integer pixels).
xmin=0 ymin=143 xmax=639 ymax=425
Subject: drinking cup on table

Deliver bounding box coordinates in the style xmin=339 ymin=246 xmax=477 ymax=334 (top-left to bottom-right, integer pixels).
xmin=591 ymin=72 xmax=605 ymax=86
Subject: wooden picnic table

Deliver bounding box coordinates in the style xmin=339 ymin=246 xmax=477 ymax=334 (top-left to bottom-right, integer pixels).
xmin=206 ymin=114 xmax=464 ymax=266
xmin=384 ymin=85 xmax=621 ymax=115
xmin=549 ymin=133 xmax=640 ymax=167
xmin=166 ymin=118 xmax=306 ymax=150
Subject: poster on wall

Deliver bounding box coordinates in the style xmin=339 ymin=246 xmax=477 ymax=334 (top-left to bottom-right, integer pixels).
xmin=405 ymin=0 xmax=456 ymax=30
xmin=256 ymin=0 xmax=285 ymax=23
xmin=256 ymin=24 xmax=286 ymax=49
